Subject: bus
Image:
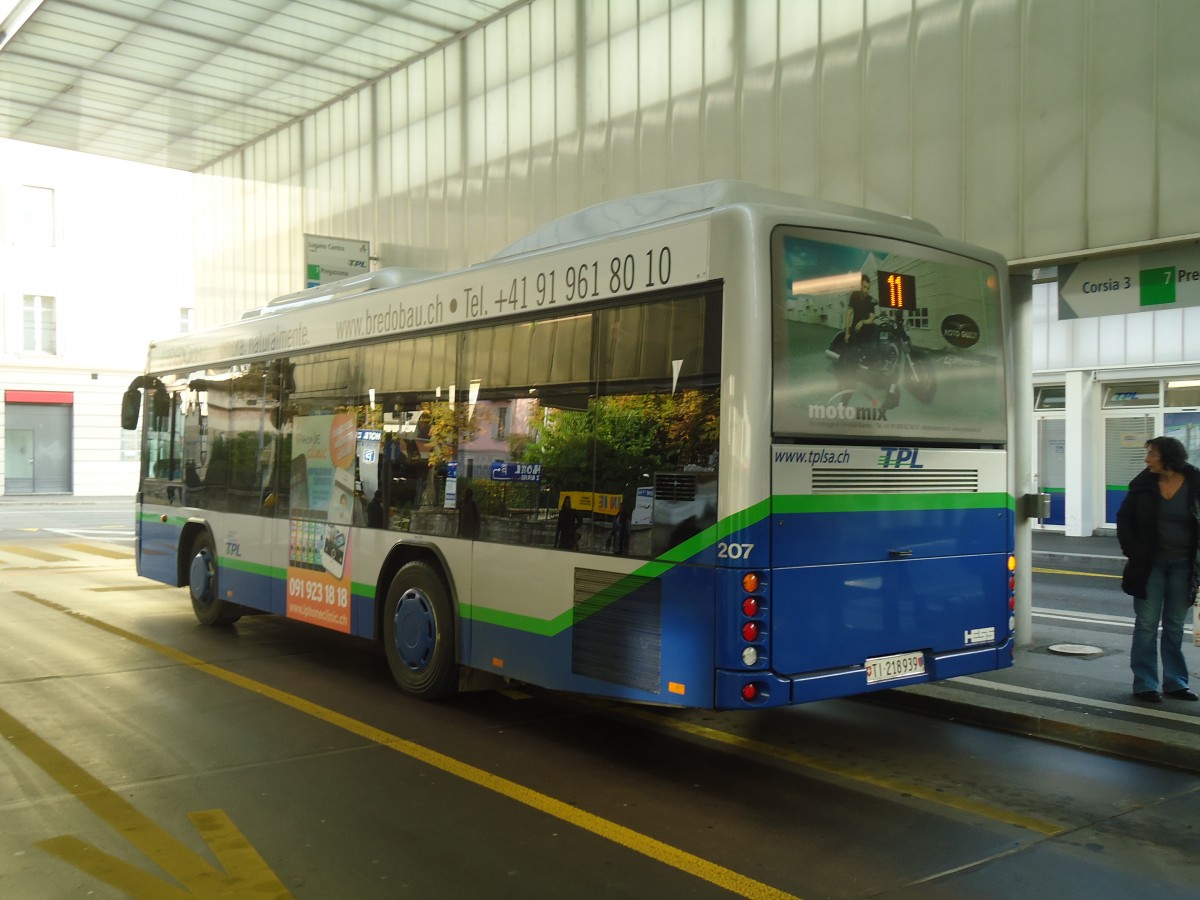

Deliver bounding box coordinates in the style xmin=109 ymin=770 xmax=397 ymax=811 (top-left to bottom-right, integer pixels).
xmin=123 ymin=181 xmax=1016 ymax=709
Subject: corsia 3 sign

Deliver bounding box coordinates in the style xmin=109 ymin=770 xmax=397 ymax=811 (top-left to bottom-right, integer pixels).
xmin=1057 ymin=245 xmax=1200 ymax=319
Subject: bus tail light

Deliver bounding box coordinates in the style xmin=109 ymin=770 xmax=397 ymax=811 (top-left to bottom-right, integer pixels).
xmin=739 ymin=571 xmax=766 ymax=669
xmin=1007 ymin=555 xmax=1017 ymax=634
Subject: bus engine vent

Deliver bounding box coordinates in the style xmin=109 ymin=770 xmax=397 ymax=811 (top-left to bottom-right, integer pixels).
xmin=572 ymin=568 xmax=662 ymax=694
xmin=811 ymin=468 xmax=979 ymax=494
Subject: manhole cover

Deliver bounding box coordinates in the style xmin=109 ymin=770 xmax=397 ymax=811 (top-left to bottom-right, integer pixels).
xmin=1048 ymin=643 xmax=1103 ymax=656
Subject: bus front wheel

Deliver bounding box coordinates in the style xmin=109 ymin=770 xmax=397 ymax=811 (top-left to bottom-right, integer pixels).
xmin=383 ymin=561 xmax=458 ymax=700
xmin=188 ymin=532 xmax=241 ymax=626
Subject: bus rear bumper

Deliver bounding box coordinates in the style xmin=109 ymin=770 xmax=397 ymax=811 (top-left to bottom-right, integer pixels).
xmin=714 ymin=636 xmax=1016 ymax=709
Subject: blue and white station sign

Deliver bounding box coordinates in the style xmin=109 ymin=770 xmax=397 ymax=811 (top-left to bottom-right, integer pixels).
xmin=491 ymin=462 xmax=542 ymax=482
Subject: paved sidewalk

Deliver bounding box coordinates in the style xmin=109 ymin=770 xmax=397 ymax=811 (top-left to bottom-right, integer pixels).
xmin=880 ymin=531 xmax=1200 ymax=772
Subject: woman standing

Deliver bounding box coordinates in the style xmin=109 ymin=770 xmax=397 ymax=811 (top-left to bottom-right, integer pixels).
xmin=1116 ymin=436 xmax=1200 ymax=703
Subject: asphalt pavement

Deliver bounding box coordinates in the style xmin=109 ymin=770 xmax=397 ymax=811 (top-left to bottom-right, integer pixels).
xmin=881 ymin=530 xmax=1200 ymax=772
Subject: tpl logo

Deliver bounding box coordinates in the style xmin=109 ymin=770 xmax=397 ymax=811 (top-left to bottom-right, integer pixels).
xmin=879 ymin=447 xmax=924 ymax=469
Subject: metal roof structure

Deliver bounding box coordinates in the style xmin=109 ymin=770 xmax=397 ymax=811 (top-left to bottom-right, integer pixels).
xmin=0 ymin=0 xmax=508 ymax=171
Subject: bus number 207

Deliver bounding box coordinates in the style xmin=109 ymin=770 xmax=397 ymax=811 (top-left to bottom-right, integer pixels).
xmin=717 ymin=542 xmax=755 ymax=560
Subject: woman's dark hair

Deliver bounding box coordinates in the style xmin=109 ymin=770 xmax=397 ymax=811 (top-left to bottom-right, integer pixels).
xmin=1146 ymin=435 xmax=1188 ymax=472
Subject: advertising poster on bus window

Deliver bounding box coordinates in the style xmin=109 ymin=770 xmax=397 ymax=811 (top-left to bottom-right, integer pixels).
xmin=771 ymin=228 xmax=1007 ymax=443
xmin=287 ymin=413 xmax=357 ymax=633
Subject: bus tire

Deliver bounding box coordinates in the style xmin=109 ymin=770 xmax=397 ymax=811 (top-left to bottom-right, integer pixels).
xmin=187 ymin=531 xmax=241 ymax=626
xmin=383 ymin=561 xmax=458 ymax=700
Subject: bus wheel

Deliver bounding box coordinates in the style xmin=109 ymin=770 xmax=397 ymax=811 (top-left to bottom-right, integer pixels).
xmin=188 ymin=532 xmax=241 ymax=626
xmin=383 ymin=561 xmax=458 ymax=700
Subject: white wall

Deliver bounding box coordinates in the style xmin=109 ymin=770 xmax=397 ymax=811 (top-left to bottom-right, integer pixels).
xmin=193 ymin=0 xmax=1200 ymax=324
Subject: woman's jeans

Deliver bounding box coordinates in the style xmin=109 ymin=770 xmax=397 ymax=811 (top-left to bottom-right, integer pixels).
xmin=1130 ymin=555 xmax=1193 ymax=694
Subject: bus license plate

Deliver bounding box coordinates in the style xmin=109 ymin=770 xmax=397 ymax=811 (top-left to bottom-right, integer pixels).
xmin=865 ymin=651 xmax=926 ymax=684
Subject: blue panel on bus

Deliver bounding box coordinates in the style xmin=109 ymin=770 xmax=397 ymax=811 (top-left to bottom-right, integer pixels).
xmin=137 ymin=517 xmax=182 ymax=584
xmin=770 ymin=553 xmax=1010 ymax=675
xmin=773 ymin=506 xmax=1009 ymax=567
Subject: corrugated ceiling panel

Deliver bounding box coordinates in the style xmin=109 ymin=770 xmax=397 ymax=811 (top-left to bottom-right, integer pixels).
xmin=0 ymin=0 xmax=506 ymax=170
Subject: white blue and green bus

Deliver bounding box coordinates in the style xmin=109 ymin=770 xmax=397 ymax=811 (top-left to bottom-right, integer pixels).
xmin=125 ymin=181 xmax=1016 ymax=709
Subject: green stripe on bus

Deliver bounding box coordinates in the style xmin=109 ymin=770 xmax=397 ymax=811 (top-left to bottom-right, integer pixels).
xmin=221 ymin=557 xmax=279 ymax=578
xmin=771 ymin=492 xmax=1014 ymax=514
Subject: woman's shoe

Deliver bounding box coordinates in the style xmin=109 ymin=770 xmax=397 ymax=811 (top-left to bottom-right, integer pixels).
xmin=1164 ymin=688 xmax=1199 ymax=701
xmin=1134 ymin=690 xmax=1163 ymax=702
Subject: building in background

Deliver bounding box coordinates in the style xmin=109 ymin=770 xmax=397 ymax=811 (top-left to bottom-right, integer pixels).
xmin=0 ymin=139 xmax=194 ymax=497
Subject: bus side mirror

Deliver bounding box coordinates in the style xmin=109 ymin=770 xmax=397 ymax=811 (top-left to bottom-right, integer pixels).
xmin=121 ymin=387 xmax=142 ymax=430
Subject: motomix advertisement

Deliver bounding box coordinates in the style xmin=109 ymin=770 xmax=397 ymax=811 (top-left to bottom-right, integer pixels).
xmin=771 ymin=227 xmax=1007 ymax=443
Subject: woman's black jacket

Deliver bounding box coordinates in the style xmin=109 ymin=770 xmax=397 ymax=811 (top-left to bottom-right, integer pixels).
xmin=1115 ymin=463 xmax=1200 ymax=599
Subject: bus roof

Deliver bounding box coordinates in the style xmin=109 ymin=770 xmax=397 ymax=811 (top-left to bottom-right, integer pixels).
xmin=491 ymin=180 xmax=939 ymax=259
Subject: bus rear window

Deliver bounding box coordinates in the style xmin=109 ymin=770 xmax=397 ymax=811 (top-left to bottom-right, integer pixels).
xmin=770 ymin=227 xmax=1006 ymax=444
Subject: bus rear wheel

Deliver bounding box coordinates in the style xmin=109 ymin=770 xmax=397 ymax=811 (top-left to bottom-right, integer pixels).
xmin=383 ymin=561 xmax=458 ymax=700
xmin=188 ymin=532 xmax=241 ymax=626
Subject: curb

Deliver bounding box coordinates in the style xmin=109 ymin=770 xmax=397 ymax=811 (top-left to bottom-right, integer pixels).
xmin=867 ymin=685 xmax=1200 ymax=774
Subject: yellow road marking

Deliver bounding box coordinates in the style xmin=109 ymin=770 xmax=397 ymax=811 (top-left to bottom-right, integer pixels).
xmin=16 ymin=592 xmax=798 ymax=900
xmin=1032 ymin=566 xmax=1120 ymax=579
xmin=1027 ymin=566 xmax=1118 ymax=580
xmin=62 ymin=542 xmax=135 ymax=559
xmin=1 ymin=545 xmax=70 ymax=562
xmin=607 ymin=706 xmax=1068 ymax=836
xmin=0 ymin=705 xmax=291 ymax=899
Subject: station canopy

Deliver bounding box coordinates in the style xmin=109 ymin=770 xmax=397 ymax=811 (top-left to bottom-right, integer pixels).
xmin=0 ymin=0 xmax=509 ymax=171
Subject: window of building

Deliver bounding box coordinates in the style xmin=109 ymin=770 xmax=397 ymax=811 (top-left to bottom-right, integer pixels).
xmin=905 ymin=306 xmax=929 ymax=330
xmin=1164 ymin=379 xmax=1200 ymax=408
xmin=1035 ymin=385 xmax=1066 ymax=410
xmin=1101 ymin=381 xmax=1158 ymax=408
xmin=23 ymin=295 xmax=57 ymax=353
xmin=16 ymin=185 xmax=56 ymax=247
xmin=495 ymin=405 xmax=507 ymax=440
xmin=180 ymin=307 xmax=194 ymax=333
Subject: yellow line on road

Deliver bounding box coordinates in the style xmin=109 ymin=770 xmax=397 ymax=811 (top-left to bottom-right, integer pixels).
xmin=1 ymin=545 xmax=70 ymax=562
xmin=1032 ymin=566 xmax=1120 ymax=579
xmin=0 ymin=704 xmax=291 ymax=898
xmin=608 ymin=706 xmax=1067 ymax=836
xmin=62 ymin=542 xmax=135 ymax=559
xmin=17 ymin=591 xmax=798 ymax=900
